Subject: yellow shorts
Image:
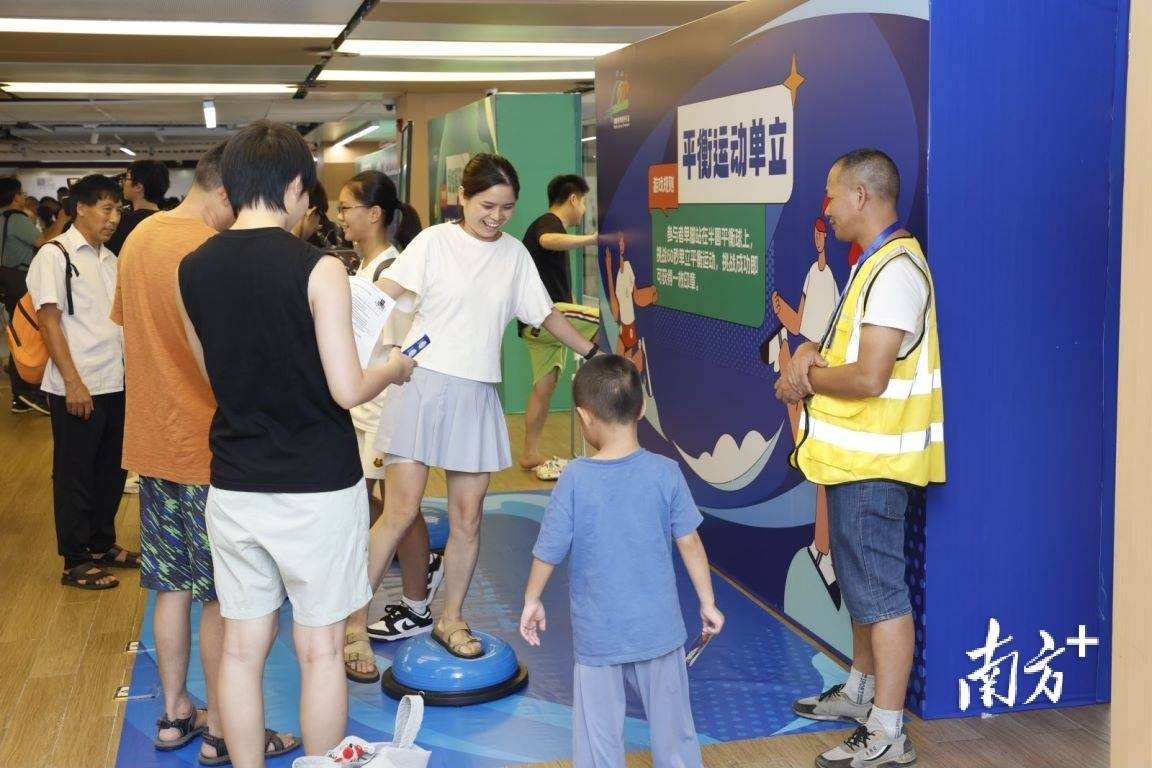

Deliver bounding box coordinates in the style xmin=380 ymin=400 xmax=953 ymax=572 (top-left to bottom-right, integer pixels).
xmin=521 ymin=302 xmax=600 ymax=385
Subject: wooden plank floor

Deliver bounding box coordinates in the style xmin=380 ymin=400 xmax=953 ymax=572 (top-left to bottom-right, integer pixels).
xmin=0 ymin=388 xmax=1109 ymax=767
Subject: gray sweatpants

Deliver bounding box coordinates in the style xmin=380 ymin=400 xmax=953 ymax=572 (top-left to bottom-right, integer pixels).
xmin=572 ymin=647 xmax=703 ymax=768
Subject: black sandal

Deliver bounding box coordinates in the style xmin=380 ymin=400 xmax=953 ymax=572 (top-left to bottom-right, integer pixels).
xmin=60 ymin=562 xmax=118 ymax=590
xmin=154 ymin=707 xmax=207 ymax=750
xmin=198 ymin=728 xmax=301 ymax=766
xmin=94 ymin=544 xmax=140 ymax=569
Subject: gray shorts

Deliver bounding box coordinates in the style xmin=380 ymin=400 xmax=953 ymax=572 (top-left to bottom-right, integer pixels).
xmin=572 ymin=648 xmax=702 ymax=768
xmin=205 ymin=482 xmax=372 ymax=627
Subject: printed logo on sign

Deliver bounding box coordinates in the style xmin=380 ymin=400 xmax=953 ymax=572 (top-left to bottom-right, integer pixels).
xmin=610 ymin=70 xmax=631 ymax=129
xmin=677 ymin=86 xmax=793 ymax=204
xmin=959 ymin=618 xmax=1099 ymax=711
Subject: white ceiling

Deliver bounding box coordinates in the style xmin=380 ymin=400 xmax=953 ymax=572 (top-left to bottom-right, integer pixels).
xmin=0 ymin=0 xmax=739 ymax=165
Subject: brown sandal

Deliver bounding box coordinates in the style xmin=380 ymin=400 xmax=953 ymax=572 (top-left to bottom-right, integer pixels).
xmin=432 ymin=619 xmax=483 ymax=659
xmin=343 ymin=631 xmax=380 ymax=683
xmin=61 ymin=562 xmax=119 ymax=590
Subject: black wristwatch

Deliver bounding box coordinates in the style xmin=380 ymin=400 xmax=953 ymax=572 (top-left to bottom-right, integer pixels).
xmin=582 ymin=343 xmax=600 ymax=361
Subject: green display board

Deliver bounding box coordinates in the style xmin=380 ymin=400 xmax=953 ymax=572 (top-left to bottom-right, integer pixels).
xmin=650 ymin=204 xmax=765 ymax=327
xmin=426 ymin=93 xmax=582 ymax=415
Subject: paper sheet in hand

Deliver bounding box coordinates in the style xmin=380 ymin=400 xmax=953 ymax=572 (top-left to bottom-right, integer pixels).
xmin=349 ymin=276 xmax=396 ymax=367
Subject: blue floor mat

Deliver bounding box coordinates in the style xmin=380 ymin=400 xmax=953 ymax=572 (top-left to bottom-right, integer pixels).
xmin=115 ymin=491 xmax=844 ymax=767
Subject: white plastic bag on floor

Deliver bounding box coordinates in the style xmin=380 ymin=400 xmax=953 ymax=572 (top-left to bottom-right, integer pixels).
xmin=292 ymin=695 xmax=431 ymax=768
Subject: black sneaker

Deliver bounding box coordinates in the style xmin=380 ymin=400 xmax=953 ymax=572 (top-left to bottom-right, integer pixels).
xmin=11 ymin=397 xmax=31 ymax=414
xmin=366 ymin=603 xmax=433 ymax=641
xmin=18 ymin=392 xmax=50 ymax=416
xmin=426 ymin=551 xmax=444 ymax=603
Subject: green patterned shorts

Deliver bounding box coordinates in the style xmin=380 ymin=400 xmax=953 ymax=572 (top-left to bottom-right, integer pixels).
xmin=139 ymin=477 xmax=216 ymax=602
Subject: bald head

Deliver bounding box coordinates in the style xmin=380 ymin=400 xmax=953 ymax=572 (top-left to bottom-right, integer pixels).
xmin=833 ymin=148 xmax=900 ymax=204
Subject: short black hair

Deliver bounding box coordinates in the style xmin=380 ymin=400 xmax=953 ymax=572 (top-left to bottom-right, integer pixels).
xmin=57 ymin=186 xmax=69 ymax=197
xmin=125 ymin=160 xmax=170 ymax=204
xmin=573 ymin=354 xmax=644 ymax=425
xmin=547 ymin=174 xmax=589 ymax=207
xmin=192 ymin=141 xmax=227 ymax=191
xmin=221 ymin=120 xmax=317 ymax=215
xmin=460 ymin=153 xmax=519 ymax=199
xmin=307 ymin=180 xmax=329 ymax=213
xmin=0 ymin=176 xmax=21 ymax=207
xmin=833 ymin=148 xmax=900 ymax=203
xmin=69 ymin=174 xmax=122 ymax=207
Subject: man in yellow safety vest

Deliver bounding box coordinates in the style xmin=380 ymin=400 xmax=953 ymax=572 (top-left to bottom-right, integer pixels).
xmin=777 ymin=148 xmax=944 ymax=768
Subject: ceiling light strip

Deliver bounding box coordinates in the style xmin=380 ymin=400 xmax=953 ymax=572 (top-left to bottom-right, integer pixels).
xmin=320 ymin=70 xmax=594 ymax=83
xmin=338 ymin=40 xmax=624 ymax=58
xmin=0 ymin=18 xmax=340 ymax=38
xmin=1 ymin=83 xmax=295 ymax=95
xmin=334 ymin=123 xmax=380 ymax=148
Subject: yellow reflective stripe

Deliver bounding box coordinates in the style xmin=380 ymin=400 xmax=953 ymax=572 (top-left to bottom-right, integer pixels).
xmin=801 ymin=415 xmax=943 ymax=455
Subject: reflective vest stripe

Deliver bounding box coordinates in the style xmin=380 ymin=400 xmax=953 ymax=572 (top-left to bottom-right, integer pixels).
xmin=800 ymin=414 xmax=944 ymax=455
xmin=878 ymin=368 xmax=942 ymax=399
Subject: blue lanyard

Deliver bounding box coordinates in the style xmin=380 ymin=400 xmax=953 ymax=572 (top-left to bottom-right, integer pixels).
xmin=818 ymin=221 xmax=903 ymax=350
xmin=856 ymin=221 xmax=903 ymax=269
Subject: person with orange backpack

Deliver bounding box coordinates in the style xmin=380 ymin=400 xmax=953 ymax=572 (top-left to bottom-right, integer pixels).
xmin=25 ymin=174 xmax=140 ymax=590
xmin=1 ymin=176 xmax=54 ymax=415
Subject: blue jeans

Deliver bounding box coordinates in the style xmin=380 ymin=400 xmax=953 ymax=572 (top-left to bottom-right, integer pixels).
xmin=827 ymin=480 xmax=912 ymax=624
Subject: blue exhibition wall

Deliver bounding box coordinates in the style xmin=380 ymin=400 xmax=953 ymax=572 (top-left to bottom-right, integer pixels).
xmin=923 ymin=0 xmax=1125 ymax=718
xmin=595 ymin=0 xmax=1124 ymax=719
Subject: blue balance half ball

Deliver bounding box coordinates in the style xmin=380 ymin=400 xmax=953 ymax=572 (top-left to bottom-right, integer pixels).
xmin=382 ymin=630 xmax=529 ymax=705
xmin=389 ymin=631 xmax=518 ymax=692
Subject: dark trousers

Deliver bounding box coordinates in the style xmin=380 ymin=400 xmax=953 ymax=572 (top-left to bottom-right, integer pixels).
xmin=47 ymin=391 xmax=127 ymax=569
xmin=1 ymin=267 xmax=36 ymax=400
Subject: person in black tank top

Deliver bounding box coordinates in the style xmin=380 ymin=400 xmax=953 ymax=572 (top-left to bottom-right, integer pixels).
xmin=176 ymin=121 xmax=416 ymax=762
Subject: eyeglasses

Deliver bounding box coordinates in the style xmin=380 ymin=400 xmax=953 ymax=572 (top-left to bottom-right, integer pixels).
xmin=336 ymin=204 xmax=369 ymax=215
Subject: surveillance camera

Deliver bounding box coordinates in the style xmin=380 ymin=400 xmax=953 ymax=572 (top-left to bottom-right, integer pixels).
xmin=382 ymin=99 xmax=396 ymax=112
xmin=484 ymin=88 xmax=499 ymax=97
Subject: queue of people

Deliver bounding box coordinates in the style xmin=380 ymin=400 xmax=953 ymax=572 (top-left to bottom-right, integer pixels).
xmin=4 ymin=120 xmax=936 ymax=768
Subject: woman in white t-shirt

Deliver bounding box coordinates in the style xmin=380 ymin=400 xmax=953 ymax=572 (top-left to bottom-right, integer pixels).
xmin=364 ymin=154 xmax=600 ymax=658
xmin=335 ymin=171 xmax=435 ymax=683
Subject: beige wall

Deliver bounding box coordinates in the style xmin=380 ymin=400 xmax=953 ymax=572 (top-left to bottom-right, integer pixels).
xmin=315 ymin=93 xmax=479 ymax=227
xmin=1112 ymin=1 xmax=1152 ymax=765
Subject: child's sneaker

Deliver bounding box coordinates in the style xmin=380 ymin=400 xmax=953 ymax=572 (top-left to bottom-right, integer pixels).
xmin=816 ymin=724 xmax=917 ymax=768
xmin=426 ymin=551 xmax=444 ymax=603
xmin=793 ymin=683 xmax=872 ymax=723
xmin=366 ymin=603 xmax=433 ymax=641
xmin=535 ymin=456 xmax=569 ymax=481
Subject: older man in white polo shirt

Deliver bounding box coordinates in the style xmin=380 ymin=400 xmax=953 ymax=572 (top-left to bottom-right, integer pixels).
xmin=26 ymin=174 xmax=138 ymax=590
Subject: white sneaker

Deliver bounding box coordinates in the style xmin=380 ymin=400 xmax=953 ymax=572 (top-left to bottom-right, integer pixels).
xmin=426 ymin=551 xmax=444 ymax=603
xmin=793 ymin=683 xmax=872 ymax=723
xmin=535 ymin=456 xmax=569 ymax=481
xmin=816 ymin=725 xmax=917 ymax=768
xmin=366 ymin=603 xmax=433 ymax=641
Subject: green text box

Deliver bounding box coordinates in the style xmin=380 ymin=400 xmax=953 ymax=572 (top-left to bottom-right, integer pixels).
xmin=651 ymin=204 xmax=765 ymax=327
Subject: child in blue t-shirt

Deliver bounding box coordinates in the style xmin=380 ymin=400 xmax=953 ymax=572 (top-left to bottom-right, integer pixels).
xmin=520 ymin=354 xmax=724 ymax=768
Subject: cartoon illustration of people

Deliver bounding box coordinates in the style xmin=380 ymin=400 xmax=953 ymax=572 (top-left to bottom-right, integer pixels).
xmin=604 ymin=232 xmax=658 ymax=375
xmin=763 ymin=216 xmax=842 ymax=609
